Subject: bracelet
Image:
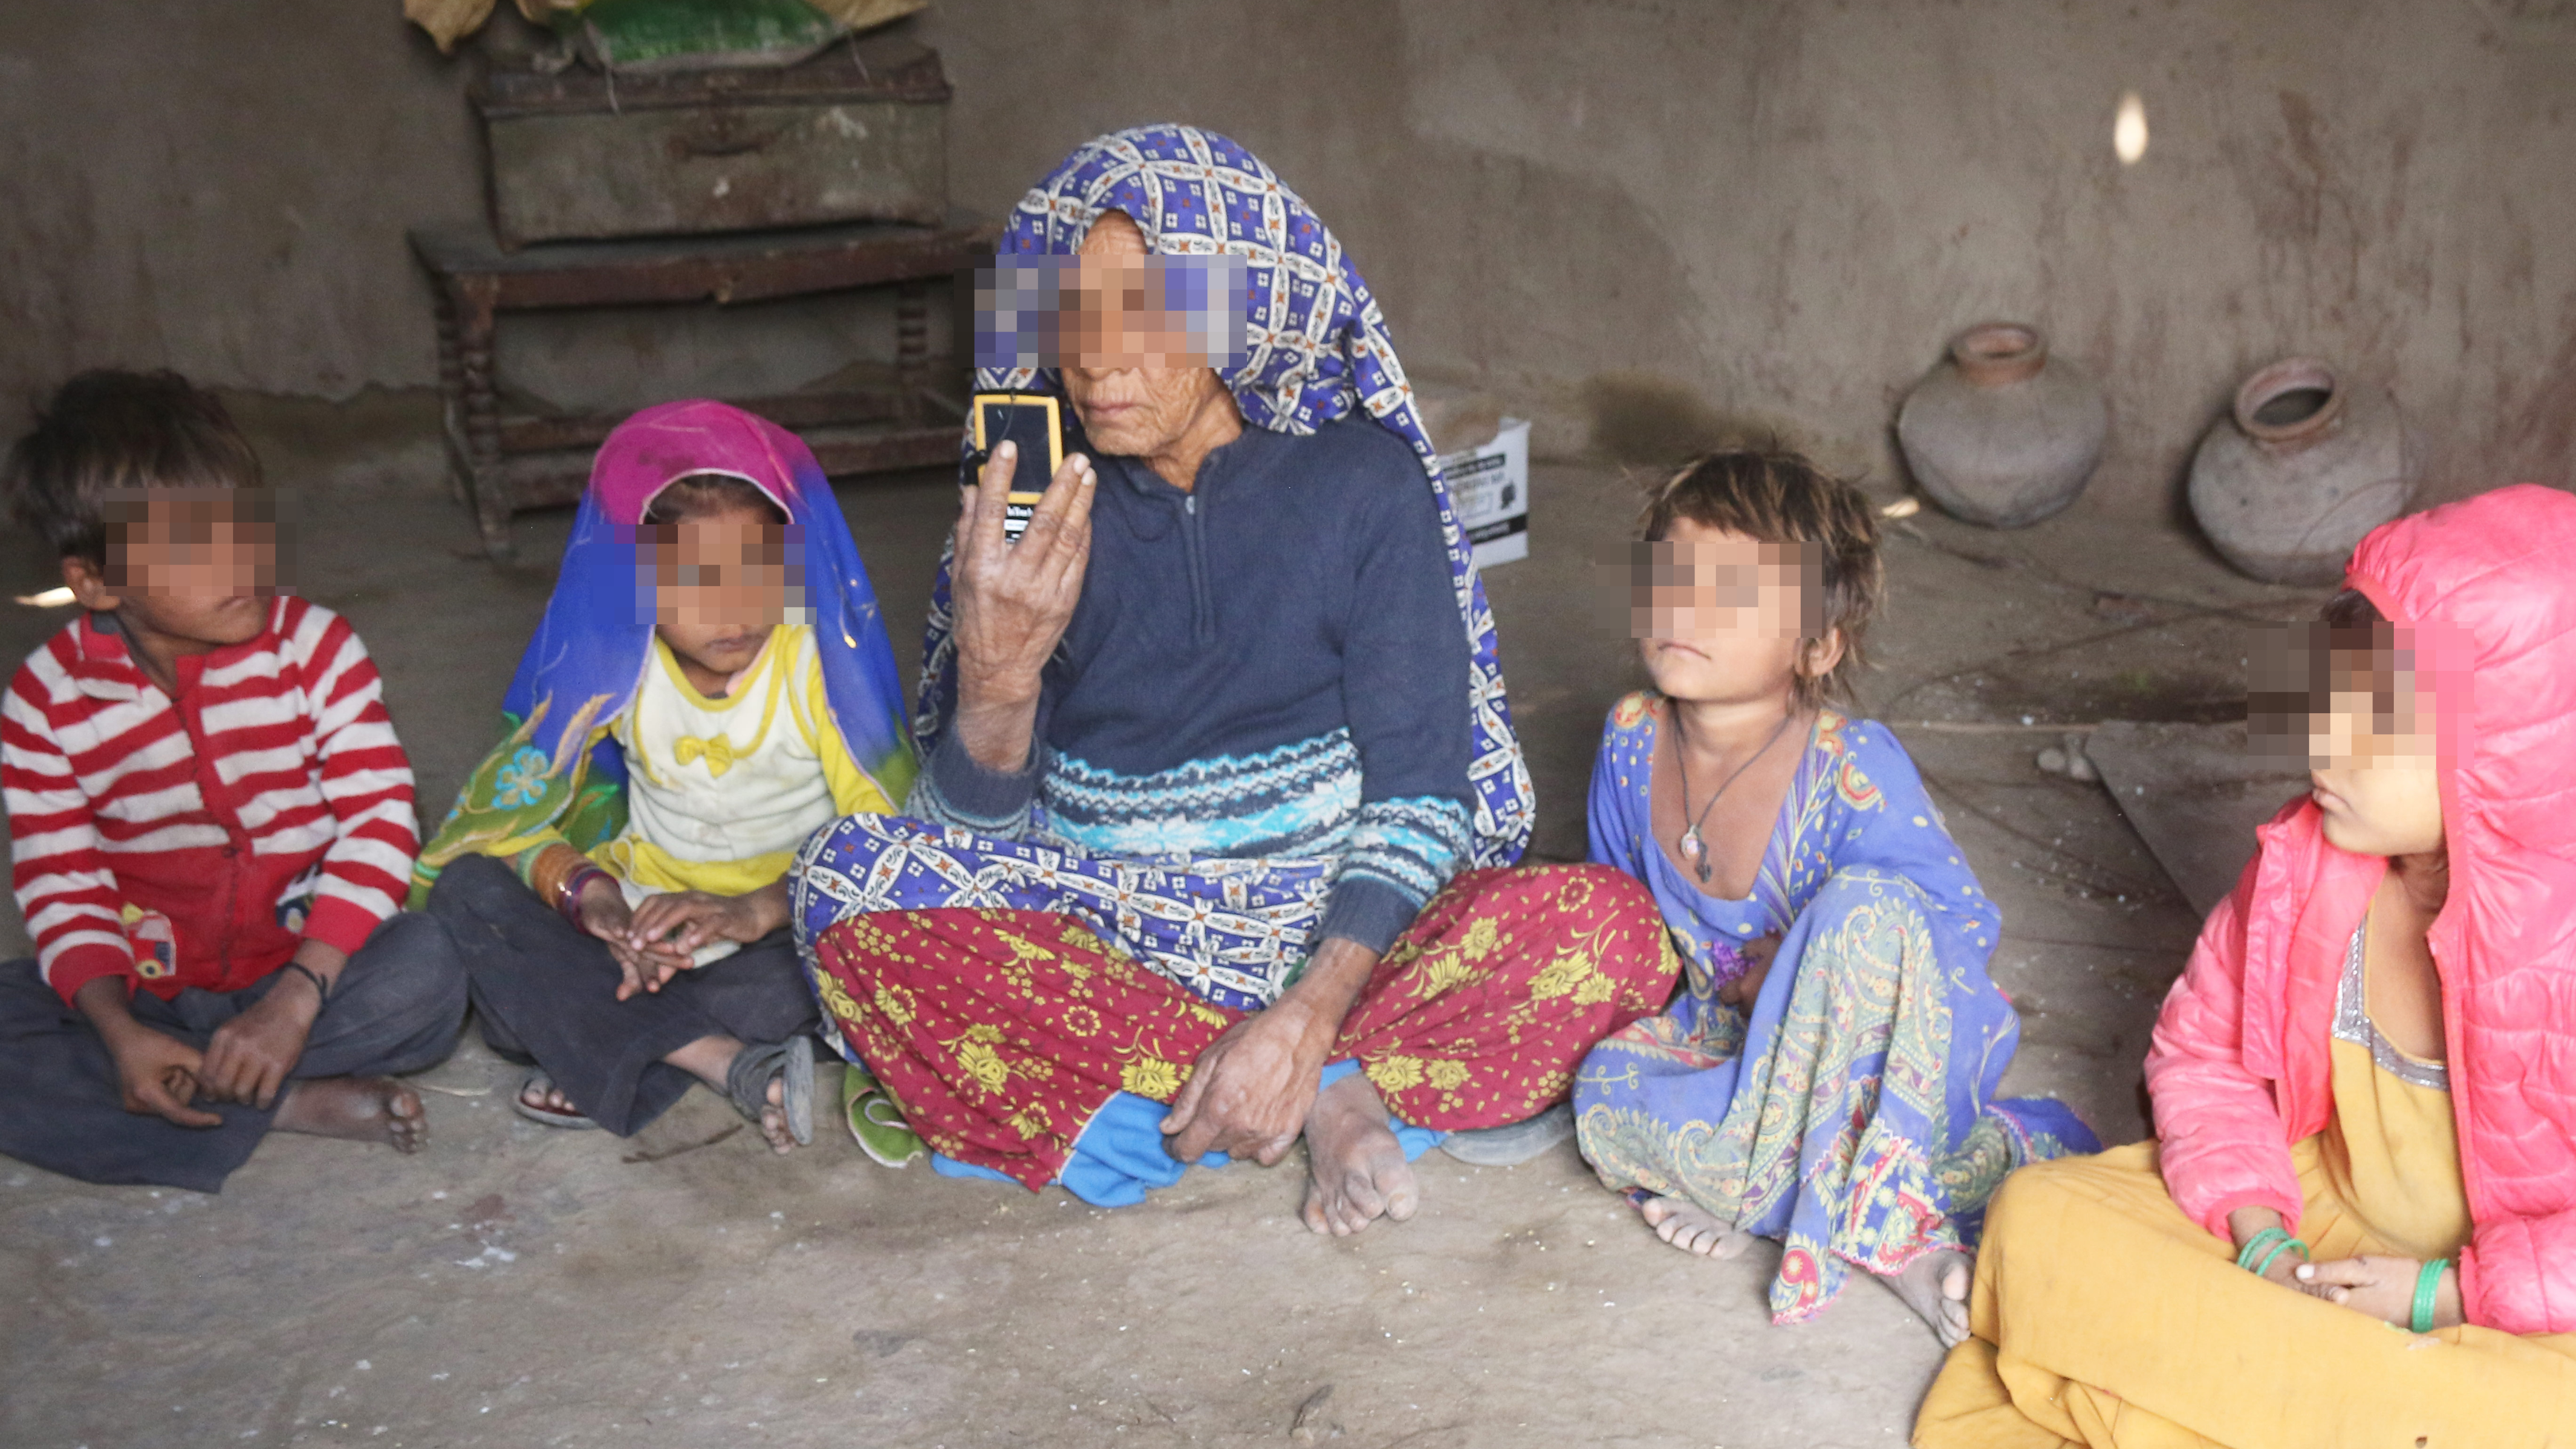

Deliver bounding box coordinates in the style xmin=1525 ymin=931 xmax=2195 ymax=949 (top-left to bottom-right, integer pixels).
xmin=2236 ymin=1225 xmax=2292 ymax=1272
xmin=2249 ymin=1236 xmax=2308 ymax=1280
xmin=522 ymin=842 xmax=587 ymax=908
xmin=280 ymin=960 xmax=331 ymax=1005
xmin=2412 ymin=1257 xmax=2451 ymax=1333
xmin=556 ymin=865 xmax=611 ymax=926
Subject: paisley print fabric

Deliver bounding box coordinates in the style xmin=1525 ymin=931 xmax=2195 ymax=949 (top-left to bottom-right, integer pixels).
xmin=1572 ymin=694 xmax=2098 ymax=1322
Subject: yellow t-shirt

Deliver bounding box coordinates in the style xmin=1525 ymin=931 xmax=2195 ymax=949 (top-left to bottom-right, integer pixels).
xmin=596 ymin=623 xmax=894 ymax=902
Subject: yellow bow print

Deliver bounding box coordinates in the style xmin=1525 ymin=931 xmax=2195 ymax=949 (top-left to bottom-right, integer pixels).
xmin=673 ymin=734 xmax=738 ymax=778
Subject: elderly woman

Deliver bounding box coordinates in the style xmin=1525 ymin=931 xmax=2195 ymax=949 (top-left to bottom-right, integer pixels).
xmin=792 ymin=126 xmax=1676 ymax=1232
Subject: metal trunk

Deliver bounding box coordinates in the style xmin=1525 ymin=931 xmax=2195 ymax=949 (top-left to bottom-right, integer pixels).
xmin=474 ymin=37 xmax=949 ymax=250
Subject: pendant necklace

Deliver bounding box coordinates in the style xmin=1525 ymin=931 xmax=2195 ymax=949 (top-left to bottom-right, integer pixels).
xmin=1671 ymin=705 xmax=1798 ymax=885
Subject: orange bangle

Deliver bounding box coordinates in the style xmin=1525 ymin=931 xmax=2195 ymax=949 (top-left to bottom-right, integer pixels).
xmin=524 ymin=843 xmax=590 ymax=910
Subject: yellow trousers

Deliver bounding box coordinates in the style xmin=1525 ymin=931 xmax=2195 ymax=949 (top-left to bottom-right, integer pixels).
xmin=1914 ymin=1142 xmax=2576 ymax=1448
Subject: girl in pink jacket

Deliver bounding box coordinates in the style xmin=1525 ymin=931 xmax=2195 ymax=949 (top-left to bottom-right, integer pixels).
xmin=1917 ymin=484 xmax=2576 ymax=1448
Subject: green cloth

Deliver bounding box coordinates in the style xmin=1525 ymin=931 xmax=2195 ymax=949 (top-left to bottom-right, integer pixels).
xmin=409 ymin=702 xmax=627 ymax=909
xmin=579 ymin=0 xmax=843 ymax=70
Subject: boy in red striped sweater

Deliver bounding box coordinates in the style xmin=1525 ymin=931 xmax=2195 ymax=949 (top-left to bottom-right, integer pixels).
xmin=0 ymin=370 xmax=465 ymax=1191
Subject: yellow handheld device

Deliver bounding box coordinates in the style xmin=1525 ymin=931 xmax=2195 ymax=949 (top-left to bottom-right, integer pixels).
xmin=969 ymin=392 xmax=1064 ymax=544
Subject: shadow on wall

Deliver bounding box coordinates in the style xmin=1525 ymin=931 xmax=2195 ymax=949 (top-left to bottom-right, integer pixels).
xmin=1581 ymin=370 xmax=1818 ymax=474
xmin=1368 ymin=139 xmax=1720 ymax=463
xmin=1376 ymin=139 xmax=1855 ymax=486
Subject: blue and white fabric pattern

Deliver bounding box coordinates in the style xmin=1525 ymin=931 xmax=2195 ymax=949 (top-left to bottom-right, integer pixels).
xmin=916 ymin=726 xmax=1472 ymax=910
xmin=1041 ymin=731 xmax=1364 ymax=859
xmin=795 ymin=813 xmax=1332 ymax=1012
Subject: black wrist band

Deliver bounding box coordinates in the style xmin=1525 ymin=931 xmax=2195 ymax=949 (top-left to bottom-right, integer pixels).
xmin=282 ymin=961 xmax=331 ymax=1005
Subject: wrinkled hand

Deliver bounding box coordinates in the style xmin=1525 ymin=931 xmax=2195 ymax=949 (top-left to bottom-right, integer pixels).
xmin=106 ymin=1021 xmax=222 ymax=1128
xmin=199 ymin=974 xmax=322 ymax=1108
xmin=2298 ymin=1255 xmax=2458 ymax=1328
xmin=1716 ymin=933 xmax=1783 ymax=1010
xmin=951 ymin=441 xmax=1096 ymax=770
xmin=1160 ymin=1001 xmax=1329 ymax=1167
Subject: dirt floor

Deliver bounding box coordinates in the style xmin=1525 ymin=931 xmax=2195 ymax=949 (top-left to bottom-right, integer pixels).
xmin=0 ymin=395 xmax=2334 ymax=1449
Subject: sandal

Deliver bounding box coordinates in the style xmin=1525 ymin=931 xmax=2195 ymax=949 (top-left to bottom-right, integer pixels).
xmin=511 ymin=1069 xmax=600 ymax=1130
xmin=723 ymin=1035 xmax=815 ymax=1146
xmin=842 ymin=1066 xmax=926 ymax=1167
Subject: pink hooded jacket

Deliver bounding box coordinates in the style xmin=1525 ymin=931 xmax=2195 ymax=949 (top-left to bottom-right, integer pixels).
xmin=2145 ymin=483 xmax=2576 ymax=1337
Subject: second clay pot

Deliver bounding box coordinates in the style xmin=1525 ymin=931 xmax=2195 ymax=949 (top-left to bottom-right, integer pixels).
xmin=2188 ymin=357 xmax=2412 ymax=585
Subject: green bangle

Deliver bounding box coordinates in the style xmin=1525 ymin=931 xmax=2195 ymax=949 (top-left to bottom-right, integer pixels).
xmin=2249 ymin=1236 xmax=2307 ymax=1280
xmin=2412 ymin=1258 xmax=2451 ymax=1333
xmin=2236 ymin=1225 xmax=2291 ymax=1272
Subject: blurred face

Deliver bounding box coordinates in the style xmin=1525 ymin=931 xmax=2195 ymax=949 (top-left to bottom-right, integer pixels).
xmin=63 ymin=488 xmax=276 ymax=651
xmin=646 ymin=501 xmax=789 ymax=683
xmin=1628 ymin=519 xmax=1838 ymax=707
xmin=2306 ymin=656 xmax=2444 ymax=857
xmin=1059 ymin=210 xmax=1234 ymax=460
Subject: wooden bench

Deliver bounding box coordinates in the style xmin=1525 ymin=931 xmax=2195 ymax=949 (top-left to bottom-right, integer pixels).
xmin=410 ymin=213 xmax=997 ymax=559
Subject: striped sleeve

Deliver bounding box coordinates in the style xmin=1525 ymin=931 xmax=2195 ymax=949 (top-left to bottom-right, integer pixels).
xmin=4 ymin=653 xmax=135 ymax=1001
xmin=287 ymin=605 xmax=419 ymax=954
xmin=1318 ymin=795 xmax=1472 ymax=954
xmin=908 ymin=727 xmax=1044 ymax=837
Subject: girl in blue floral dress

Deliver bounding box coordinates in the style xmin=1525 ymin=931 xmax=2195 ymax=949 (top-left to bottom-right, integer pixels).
xmin=1572 ymin=451 xmax=2096 ymax=1343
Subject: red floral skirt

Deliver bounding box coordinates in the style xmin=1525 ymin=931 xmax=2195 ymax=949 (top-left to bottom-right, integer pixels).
xmin=806 ymin=863 xmax=1679 ymax=1189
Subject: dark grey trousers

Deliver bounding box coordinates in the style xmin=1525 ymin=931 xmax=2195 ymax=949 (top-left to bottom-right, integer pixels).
xmin=425 ymin=853 xmax=819 ymax=1136
xmin=0 ymin=911 xmax=467 ymax=1193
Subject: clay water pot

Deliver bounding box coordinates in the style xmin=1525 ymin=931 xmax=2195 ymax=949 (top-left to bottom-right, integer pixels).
xmin=1896 ymin=322 xmax=2107 ymax=529
xmin=2188 ymin=357 xmax=2411 ymax=585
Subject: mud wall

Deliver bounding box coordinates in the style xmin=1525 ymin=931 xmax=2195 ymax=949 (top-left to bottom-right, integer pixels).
xmin=3 ymin=0 xmax=2569 ymax=513
xmin=0 ymin=2 xmax=482 ymax=436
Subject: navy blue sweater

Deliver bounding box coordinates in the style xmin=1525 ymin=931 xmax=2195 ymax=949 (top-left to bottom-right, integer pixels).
xmin=914 ymin=415 xmax=1474 ymax=954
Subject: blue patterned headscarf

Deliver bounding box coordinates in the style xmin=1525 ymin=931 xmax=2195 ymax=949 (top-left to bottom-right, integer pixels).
xmin=920 ymin=123 xmax=1534 ymax=867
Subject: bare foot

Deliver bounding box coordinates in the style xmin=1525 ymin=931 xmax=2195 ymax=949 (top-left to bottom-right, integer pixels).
xmin=1299 ymin=1073 xmax=1419 ymax=1236
xmin=273 ymin=1076 xmax=427 ymax=1153
xmin=1875 ymin=1249 xmax=1973 ymax=1346
xmin=1634 ymin=1192 xmax=1754 ymax=1258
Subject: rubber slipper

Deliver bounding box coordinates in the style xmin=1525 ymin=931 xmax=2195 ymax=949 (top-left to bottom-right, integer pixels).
xmin=1437 ymin=1101 xmax=1573 ymax=1166
xmin=724 ymin=1035 xmax=815 ymax=1146
xmin=511 ymin=1069 xmax=599 ymax=1130
xmin=842 ymin=1066 xmax=926 ymax=1167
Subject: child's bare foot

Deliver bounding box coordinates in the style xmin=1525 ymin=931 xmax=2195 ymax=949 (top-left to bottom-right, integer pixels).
xmin=273 ymin=1076 xmax=428 ymax=1153
xmin=1875 ymin=1249 xmax=1973 ymax=1346
xmin=1300 ymin=1072 xmax=1418 ymax=1236
xmin=1634 ymin=1192 xmax=1754 ymax=1257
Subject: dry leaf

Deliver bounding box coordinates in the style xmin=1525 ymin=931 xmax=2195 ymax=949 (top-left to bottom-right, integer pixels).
xmin=405 ymin=0 xmax=498 ymax=53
